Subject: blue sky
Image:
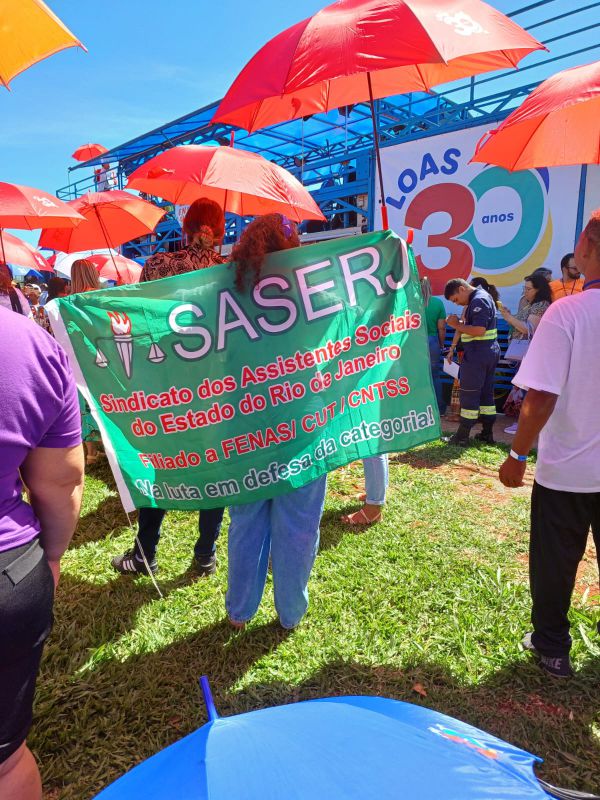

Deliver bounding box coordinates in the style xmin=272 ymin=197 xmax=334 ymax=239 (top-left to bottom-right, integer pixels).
xmin=0 ymin=1 xmax=327 ymax=202
xmin=1 ymin=0 xmax=597 ymax=247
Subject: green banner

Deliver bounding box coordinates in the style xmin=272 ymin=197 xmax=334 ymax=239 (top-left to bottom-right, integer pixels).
xmin=49 ymin=231 xmax=440 ymax=511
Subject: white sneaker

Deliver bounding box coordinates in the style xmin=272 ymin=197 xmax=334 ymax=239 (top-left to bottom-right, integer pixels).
xmin=522 ymin=632 xmax=536 ymax=652
xmin=504 ymin=422 xmax=519 ymax=435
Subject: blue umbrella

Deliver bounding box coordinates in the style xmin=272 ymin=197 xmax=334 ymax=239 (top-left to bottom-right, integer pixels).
xmin=8 ymin=265 xmax=45 ymax=280
xmin=94 ymin=677 xmax=569 ymax=799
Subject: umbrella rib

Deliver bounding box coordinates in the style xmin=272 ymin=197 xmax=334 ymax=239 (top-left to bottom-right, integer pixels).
xmin=414 ymin=62 xmax=430 ymax=93
xmin=508 ymin=113 xmax=550 ymax=170
xmin=92 ymin=205 xmax=124 ymax=282
xmin=252 ymin=16 xmax=313 ymax=132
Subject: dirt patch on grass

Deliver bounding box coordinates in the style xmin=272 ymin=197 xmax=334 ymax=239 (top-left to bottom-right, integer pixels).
xmin=575 ymin=544 xmax=600 ymax=598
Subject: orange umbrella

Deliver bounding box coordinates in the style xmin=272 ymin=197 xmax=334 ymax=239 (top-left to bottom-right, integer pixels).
xmin=38 ymin=191 xmax=166 ymax=253
xmin=127 ymin=144 xmax=325 ymax=222
xmin=1 ymin=231 xmax=52 ymax=271
xmin=88 ymin=253 xmax=142 ymax=285
xmin=471 ymin=60 xmax=600 ymax=170
xmin=0 ymin=0 xmax=86 ymax=90
xmin=212 ymin=0 xmax=544 ymax=228
xmin=72 ymin=143 xmax=109 ymax=162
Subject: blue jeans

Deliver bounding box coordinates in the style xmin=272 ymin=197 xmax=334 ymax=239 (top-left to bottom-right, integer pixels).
xmin=226 ymin=476 xmax=327 ymax=629
xmin=428 ymin=335 xmax=446 ymax=415
xmin=135 ymin=506 xmax=224 ymax=562
xmin=362 ymin=455 xmax=388 ymax=505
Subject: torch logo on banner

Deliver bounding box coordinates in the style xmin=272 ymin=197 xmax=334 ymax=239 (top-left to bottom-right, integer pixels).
xmin=107 ymin=311 xmax=134 ymax=378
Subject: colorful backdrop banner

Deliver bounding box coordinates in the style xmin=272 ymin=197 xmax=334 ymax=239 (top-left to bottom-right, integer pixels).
xmin=375 ymin=124 xmax=583 ymax=309
xmin=48 ymin=231 xmax=440 ymax=512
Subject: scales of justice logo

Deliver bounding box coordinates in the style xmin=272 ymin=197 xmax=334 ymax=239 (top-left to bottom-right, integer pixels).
xmin=94 ymin=312 xmax=166 ymax=378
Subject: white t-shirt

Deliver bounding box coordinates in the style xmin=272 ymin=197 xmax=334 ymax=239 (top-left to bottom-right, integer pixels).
xmin=514 ymin=290 xmax=600 ymax=492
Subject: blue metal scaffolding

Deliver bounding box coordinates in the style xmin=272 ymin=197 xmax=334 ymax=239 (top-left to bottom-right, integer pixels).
xmin=57 ymin=0 xmax=600 ymax=261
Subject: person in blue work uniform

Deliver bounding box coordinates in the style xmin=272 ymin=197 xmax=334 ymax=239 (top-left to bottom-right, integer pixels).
xmin=443 ymin=278 xmax=500 ymax=446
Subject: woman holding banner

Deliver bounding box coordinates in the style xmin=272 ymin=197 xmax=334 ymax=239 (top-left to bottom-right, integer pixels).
xmin=226 ymin=214 xmax=327 ymax=630
xmin=111 ymin=199 xmax=227 ymax=577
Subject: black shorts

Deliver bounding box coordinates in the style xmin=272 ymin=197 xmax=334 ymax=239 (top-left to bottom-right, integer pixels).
xmin=0 ymin=538 xmax=54 ymax=764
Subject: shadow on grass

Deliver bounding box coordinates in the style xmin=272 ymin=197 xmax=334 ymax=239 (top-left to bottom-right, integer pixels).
xmin=35 ymin=618 xmax=292 ymax=798
xmin=73 ymin=494 xmax=134 ymax=547
xmin=319 ymin=510 xmax=351 ymax=551
xmin=391 ymin=439 xmax=507 ymax=470
xmin=47 ymin=572 xmax=196 ymax=672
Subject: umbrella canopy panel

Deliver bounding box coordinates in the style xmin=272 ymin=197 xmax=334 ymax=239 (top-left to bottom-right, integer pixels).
xmin=95 ymin=696 xmax=550 ymax=799
xmin=471 ymin=59 xmax=600 ymax=170
xmin=72 ymin=143 xmax=109 ymax=162
xmin=128 ymin=145 xmax=325 ymax=222
xmin=212 ymin=0 xmax=545 ymax=131
xmin=0 ymin=231 xmax=52 ymax=271
xmin=0 ymin=182 xmax=85 ymax=230
xmin=0 ymin=0 xmax=85 ymax=89
xmin=38 ymin=191 xmax=165 ymax=252
xmin=53 ymin=249 xmax=116 ymax=279
xmin=88 ymin=253 xmax=142 ymax=284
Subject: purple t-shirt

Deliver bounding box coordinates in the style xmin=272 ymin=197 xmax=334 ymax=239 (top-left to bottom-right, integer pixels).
xmin=0 ymin=307 xmax=82 ymax=553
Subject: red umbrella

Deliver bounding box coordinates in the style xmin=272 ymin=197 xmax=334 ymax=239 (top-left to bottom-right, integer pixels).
xmin=1 ymin=231 xmax=52 ymax=272
xmin=72 ymin=143 xmax=108 ymax=162
xmin=38 ymin=190 xmax=165 ymax=252
xmin=0 ymin=181 xmax=84 ymax=230
xmin=127 ymin=144 xmax=325 ymax=222
xmin=88 ymin=253 xmax=142 ymax=284
xmin=471 ymin=60 xmax=600 ymax=170
xmin=0 ymin=180 xmax=84 ymax=266
xmin=212 ymin=0 xmax=544 ymax=228
xmin=38 ymin=190 xmax=165 ymax=284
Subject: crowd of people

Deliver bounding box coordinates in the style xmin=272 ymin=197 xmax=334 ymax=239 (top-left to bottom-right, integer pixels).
xmin=439 ymin=253 xmax=583 ymax=440
xmin=1 ymin=200 xmax=599 ymax=798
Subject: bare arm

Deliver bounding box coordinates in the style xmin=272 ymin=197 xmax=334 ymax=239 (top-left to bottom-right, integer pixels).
xmin=446 ymin=322 xmax=462 ymax=362
xmin=499 ymin=389 xmax=558 ymax=487
xmin=20 ymin=445 xmax=85 ymax=565
xmin=525 ymin=313 xmax=542 ymax=334
xmin=500 ymin=306 xmax=528 ymax=335
xmin=436 ymin=318 xmax=446 ymax=348
xmin=447 ymin=315 xmax=486 ymax=338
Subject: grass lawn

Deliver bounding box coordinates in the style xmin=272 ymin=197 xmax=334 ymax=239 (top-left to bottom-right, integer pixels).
xmin=32 ymin=439 xmax=599 ymax=799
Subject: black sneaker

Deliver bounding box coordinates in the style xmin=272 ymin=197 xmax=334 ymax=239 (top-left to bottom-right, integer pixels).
xmin=522 ymin=632 xmax=574 ymax=679
xmin=193 ymin=554 xmax=217 ymax=576
xmin=474 ymin=431 xmax=495 ymax=444
xmin=111 ymin=549 xmax=158 ymax=576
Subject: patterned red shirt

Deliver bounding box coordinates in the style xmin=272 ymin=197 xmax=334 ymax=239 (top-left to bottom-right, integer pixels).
xmin=140 ymin=242 xmax=226 ymax=282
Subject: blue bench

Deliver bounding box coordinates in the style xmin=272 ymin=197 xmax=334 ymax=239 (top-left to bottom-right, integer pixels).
xmin=439 ymin=318 xmax=516 ymax=407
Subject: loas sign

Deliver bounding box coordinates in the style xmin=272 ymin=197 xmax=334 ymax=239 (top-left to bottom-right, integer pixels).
xmin=376 ymin=123 xmax=583 ymax=309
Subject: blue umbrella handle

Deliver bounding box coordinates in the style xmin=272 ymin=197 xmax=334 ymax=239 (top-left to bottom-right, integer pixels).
xmin=199 ymin=676 xmax=219 ymax=721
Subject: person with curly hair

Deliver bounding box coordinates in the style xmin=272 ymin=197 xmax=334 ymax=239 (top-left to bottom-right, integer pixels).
xmin=112 ymin=198 xmax=227 ymax=579
xmin=231 ymin=211 xmax=299 ymax=291
xmin=226 ymin=214 xmax=327 ymax=630
xmin=140 ymin=196 xmax=226 ymax=282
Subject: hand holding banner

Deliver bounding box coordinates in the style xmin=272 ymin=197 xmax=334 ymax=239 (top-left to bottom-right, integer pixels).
xmin=48 ymin=231 xmax=440 ymax=511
